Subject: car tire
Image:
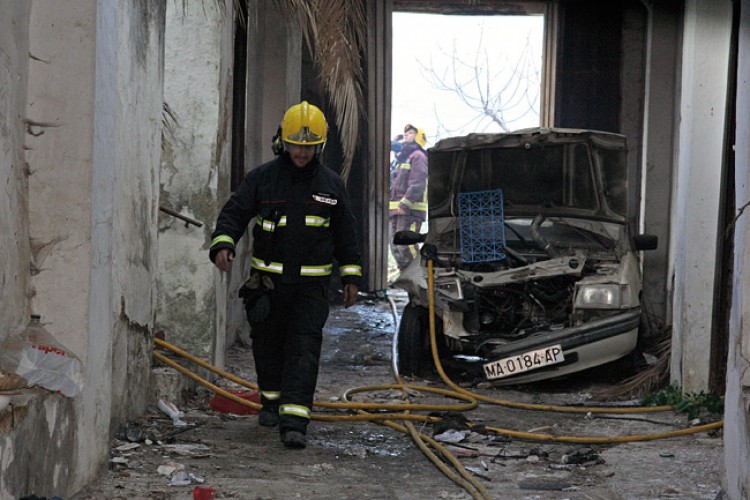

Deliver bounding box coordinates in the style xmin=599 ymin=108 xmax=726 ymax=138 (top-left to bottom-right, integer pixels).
xmin=397 ymin=304 xmax=445 ymax=377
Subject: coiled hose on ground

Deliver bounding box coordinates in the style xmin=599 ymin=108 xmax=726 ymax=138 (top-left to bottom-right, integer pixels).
xmin=152 ymin=259 xmax=723 ymax=500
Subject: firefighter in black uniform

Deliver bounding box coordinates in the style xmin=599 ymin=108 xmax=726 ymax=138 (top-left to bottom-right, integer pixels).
xmin=209 ymin=101 xmax=362 ymax=449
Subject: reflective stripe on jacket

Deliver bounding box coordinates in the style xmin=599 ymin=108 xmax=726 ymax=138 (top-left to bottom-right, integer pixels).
xmin=209 ymin=155 xmax=362 ymax=285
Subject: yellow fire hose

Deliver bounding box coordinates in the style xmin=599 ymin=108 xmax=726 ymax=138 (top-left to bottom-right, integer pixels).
xmin=151 ymin=258 xmax=722 ymax=500
xmin=419 ymin=259 xmax=723 ymax=442
xmin=153 ymin=340 xmax=493 ymax=499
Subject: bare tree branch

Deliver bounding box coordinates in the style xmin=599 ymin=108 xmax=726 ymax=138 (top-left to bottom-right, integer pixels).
xmin=418 ymin=28 xmax=540 ymax=140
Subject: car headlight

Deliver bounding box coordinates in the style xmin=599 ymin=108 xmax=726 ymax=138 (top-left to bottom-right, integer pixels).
xmin=435 ymin=277 xmax=464 ymax=300
xmin=575 ymin=284 xmax=630 ymax=309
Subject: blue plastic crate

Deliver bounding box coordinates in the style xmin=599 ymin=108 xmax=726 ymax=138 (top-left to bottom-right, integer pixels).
xmin=457 ymin=189 xmax=506 ymax=263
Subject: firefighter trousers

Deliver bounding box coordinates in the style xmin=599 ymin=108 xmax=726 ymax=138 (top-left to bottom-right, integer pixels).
xmin=389 ymin=214 xmax=424 ymax=270
xmin=249 ymin=279 xmax=330 ymax=434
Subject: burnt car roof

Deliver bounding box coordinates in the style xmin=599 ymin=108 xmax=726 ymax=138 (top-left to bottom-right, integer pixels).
xmin=429 ymin=127 xmax=628 ymax=152
xmin=426 ymin=127 xmax=630 ymax=223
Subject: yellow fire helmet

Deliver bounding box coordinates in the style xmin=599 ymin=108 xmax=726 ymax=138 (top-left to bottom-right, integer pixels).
xmin=415 ymin=128 xmax=427 ymax=148
xmin=404 ymin=123 xmax=427 ymax=148
xmin=281 ymin=101 xmax=328 ymax=149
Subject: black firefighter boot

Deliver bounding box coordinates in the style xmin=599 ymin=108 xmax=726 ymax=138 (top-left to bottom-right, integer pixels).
xmin=280 ymin=429 xmax=306 ymax=449
xmin=280 ymin=415 xmax=308 ymax=449
xmin=258 ymin=402 xmax=279 ymax=427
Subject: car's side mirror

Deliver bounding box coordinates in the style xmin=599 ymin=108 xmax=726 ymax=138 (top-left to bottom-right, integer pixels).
xmin=393 ymin=230 xmax=426 ymax=245
xmin=633 ymin=234 xmax=658 ymax=251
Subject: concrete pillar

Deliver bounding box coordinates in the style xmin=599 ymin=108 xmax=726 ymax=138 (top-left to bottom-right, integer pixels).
xmin=670 ymin=0 xmax=732 ymax=392
xmin=723 ymin=0 xmax=750 ymax=495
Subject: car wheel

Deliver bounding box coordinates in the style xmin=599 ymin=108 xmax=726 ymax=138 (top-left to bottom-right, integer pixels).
xmin=397 ymin=304 xmax=444 ymax=376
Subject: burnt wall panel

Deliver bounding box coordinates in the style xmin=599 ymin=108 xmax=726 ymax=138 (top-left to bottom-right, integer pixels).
xmin=555 ymin=0 xmax=623 ymax=132
xmin=300 ymin=1 xmax=389 ymax=293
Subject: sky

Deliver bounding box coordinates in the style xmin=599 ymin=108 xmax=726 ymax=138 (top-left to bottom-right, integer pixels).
xmin=391 ymin=12 xmax=545 ymax=148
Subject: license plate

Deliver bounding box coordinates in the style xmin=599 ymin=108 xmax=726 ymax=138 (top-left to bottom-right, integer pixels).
xmin=483 ymin=344 xmax=565 ymax=380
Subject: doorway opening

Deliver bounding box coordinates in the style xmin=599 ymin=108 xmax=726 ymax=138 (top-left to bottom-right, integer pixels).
xmin=388 ymin=9 xmax=547 ymax=282
xmin=391 ymin=11 xmax=546 ymax=147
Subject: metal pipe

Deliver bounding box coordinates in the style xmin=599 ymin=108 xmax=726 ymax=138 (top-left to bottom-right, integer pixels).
xmin=159 ymin=206 xmax=203 ymax=227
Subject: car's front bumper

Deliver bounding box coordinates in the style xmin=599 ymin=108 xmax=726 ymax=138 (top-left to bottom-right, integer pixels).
xmin=458 ymin=308 xmax=641 ymax=384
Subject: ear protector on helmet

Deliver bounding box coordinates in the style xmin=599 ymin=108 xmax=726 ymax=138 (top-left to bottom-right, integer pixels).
xmin=271 ymin=127 xmax=283 ymax=156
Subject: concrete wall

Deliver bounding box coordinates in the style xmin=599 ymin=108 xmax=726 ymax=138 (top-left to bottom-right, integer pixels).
xmin=669 ymin=0 xmax=732 ymax=392
xmin=0 ymin=2 xmax=31 ymax=341
xmin=723 ymin=0 xmax=750 ymax=495
xmin=26 ymin=0 xmax=96 ymax=359
xmin=0 ymin=391 xmax=77 ymax=498
xmin=0 ymin=0 xmax=165 ymax=497
xmin=157 ymin=0 xmax=233 ymax=359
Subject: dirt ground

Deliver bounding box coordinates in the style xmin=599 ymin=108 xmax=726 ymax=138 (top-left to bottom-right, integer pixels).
xmin=73 ymin=290 xmax=724 ymax=500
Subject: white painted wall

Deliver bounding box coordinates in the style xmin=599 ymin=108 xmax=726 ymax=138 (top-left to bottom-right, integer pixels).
xmin=91 ymin=0 xmax=165 ymax=435
xmin=0 ymin=2 xmax=31 ymax=341
xmin=670 ymin=0 xmax=732 ymax=392
xmin=157 ymin=0 xmax=233 ymax=359
xmin=7 ymin=0 xmax=164 ymax=494
xmin=25 ymin=0 xmax=96 ymax=358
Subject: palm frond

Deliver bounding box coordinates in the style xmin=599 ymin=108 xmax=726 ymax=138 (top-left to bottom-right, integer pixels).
xmin=272 ymin=0 xmax=367 ymax=182
xmin=594 ymin=321 xmax=672 ymax=401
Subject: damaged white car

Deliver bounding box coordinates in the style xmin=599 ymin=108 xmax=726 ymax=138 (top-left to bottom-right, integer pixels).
xmin=392 ymin=128 xmax=657 ymax=384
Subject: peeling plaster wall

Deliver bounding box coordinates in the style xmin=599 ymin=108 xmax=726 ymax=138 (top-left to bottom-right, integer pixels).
xmin=83 ymin=0 xmax=165 ymax=486
xmin=25 ymin=0 xmax=96 ymax=359
xmin=0 ymin=2 xmax=31 ymax=341
xmin=9 ymin=0 xmax=166 ymax=495
xmin=0 ymin=393 xmax=77 ymax=498
xmin=157 ymin=0 xmax=233 ymax=358
xmin=107 ymin=0 xmax=165 ymax=423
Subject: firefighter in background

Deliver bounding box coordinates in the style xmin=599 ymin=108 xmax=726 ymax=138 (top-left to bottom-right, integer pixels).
xmin=389 ymin=133 xmax=405 ymax=180
xmin=209 ymin=101 xmax=362 ymax=449
xmin=389 ymin=124 xmax=428 ymax=271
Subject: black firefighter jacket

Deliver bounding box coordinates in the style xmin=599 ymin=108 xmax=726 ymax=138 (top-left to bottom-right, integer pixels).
xmin=209 ymin=155 xmax=362 ymax=286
